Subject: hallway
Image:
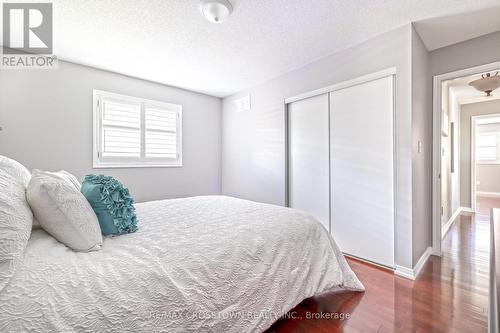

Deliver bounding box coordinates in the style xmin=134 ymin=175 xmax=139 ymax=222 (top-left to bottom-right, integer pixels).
xmin=268 ymin=197 xmax=495 ymax=332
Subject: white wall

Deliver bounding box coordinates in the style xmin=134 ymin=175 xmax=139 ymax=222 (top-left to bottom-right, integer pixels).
xmin=460 ymin=100 xmax=500 ymax=207
xmin=411 ymin=25 xmax=432 ymax=266
xmin=0 ymin=60 xmax=222 ymax=202
xmin=222 ymin=25 xmax=415 ymax=269
xmin=440 ymin=83 xmax=451 ymax=224
xmin=440 ymin=84 xmax=461 ymax=225
xmin=448 ymin=89 xmax=461 ymax=216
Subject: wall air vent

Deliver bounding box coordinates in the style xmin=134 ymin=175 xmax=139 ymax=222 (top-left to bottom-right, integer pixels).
xmin=235 ymin=95 xmax=251 ymax=112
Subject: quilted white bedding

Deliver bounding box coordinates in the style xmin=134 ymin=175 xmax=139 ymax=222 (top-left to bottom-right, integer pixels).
xmin=0 ymin=195 xmax=363 ymax=333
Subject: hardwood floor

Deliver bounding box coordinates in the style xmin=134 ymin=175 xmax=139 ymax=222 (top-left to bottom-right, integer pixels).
xmin=266 ymin=197 xmax=496 ymax=332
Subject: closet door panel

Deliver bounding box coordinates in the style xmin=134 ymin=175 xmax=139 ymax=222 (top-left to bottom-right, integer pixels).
xmin=288 ymin=94 xmax=330 ymax=230
xmin=330 ymin=76 xmax=394 ymax=267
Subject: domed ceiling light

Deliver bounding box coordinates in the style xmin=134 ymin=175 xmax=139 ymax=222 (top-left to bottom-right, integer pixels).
xmin=469 ymin=72 xmax=500 ymax=97
xmin=200 ymin=0 xmax=233 ymax=24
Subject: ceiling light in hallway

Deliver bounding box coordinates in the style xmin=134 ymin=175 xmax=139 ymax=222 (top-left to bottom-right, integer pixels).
xmin=469 ymin=72 xmax=500 ymax=97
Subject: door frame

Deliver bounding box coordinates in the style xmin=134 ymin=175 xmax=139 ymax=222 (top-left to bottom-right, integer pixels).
xmin=432 ymin=61 xmax=500 ymax=256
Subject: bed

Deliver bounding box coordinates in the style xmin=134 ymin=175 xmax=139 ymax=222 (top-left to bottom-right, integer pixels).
xmin=0 ymin=195 xmax=363 ymax=332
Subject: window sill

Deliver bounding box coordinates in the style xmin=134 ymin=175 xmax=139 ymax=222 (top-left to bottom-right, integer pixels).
xmin=93 ymin=163 xmax=183 ymax=169
xmin=476 ymin=162 xmax=500 ymax=165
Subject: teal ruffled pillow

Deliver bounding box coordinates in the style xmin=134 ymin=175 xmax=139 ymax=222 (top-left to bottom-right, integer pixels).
xmin=81 ymin=175 xmax=138 ymax=236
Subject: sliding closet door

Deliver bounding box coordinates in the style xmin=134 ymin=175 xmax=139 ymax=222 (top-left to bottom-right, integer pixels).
xmin=330 ymin=76 xmax=394 ymax=267
xmin=288 ymin=94 xmax=330 ymax=231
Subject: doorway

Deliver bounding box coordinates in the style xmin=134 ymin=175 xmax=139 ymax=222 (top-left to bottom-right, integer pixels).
xmin=472 ymin=114 xmax=500 ymax=210
xmin=432 ymin=61 xmax=500 ymax=255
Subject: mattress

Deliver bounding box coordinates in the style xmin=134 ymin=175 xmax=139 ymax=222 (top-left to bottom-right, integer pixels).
xmin=0 ymin=195 xmax=363 ymax=332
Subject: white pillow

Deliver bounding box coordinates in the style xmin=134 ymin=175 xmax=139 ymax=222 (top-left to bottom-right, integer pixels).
xmin=30 ymin=170 xmax=81 ymax=230
xmin=0 ymin=155 xmax=33 ymax=291
xmin=0 ymin=155 xmax=31 ymax=186
xmin=27 ymin=170 xmax=103 ymax=252
xmin=33 ymin=169 xmax=81 ymax=190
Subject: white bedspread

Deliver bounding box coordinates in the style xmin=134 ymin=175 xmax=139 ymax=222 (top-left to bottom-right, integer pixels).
xmin=0 ymin=196 xmax=363 ymax=332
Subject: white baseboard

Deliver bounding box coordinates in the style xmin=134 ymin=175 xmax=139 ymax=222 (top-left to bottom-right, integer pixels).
xmin=394 ymin=247 xmax=433 ymax=280
xmin=394 ymin=265 xmax=414 ymax=280
xmin=442 ymin=208 xmax=461 ymax=239
xmin=413 ymin=247 xmax=433 ymax=278
xmin=477 ymin=191 xmax=500 ymax=198
xmin=460 ymin=206 xmax=475 ymax=214
xmin=431 ymin=248 xmax=442 ymax=256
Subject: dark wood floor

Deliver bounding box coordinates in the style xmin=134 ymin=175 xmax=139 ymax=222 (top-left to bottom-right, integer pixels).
xmin=266 ymin=197 xmax=495 ymax=332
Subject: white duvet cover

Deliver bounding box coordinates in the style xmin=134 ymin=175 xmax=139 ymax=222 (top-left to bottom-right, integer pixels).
xmin=0 ymin=196 xmax=363 ymax=332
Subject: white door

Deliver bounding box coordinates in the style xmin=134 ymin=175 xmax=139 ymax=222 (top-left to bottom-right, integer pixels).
xmin=288 ymin=93 xmax=330 ymax=230
xmin=330 ymin=76 xmax=395 ymax=267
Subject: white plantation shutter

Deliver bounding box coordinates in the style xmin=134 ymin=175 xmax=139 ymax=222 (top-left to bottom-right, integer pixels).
xmin=101 ymin=100 xmax=141 ymax=158
xmin=145 ymin=106 xmax=178 ymax=160
xmin=93 ymin=90 xmax=182 ymax=168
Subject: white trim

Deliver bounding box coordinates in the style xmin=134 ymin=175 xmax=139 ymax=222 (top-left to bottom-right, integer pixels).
xmin=432 ymin=74 xmax=443 ymax=256
xmin=394 ymin=265 xmax=414 ymax=280
xmin=394 ymin=247 xmax=432 ymax=280
xmin=461 ymin=206 xmax=475 ymax=213
xmin=432 ymin=60 xmax=500 ymax=256
xmin=477 ymin=191 xmax=500 ymax=198
xmin=92 ymin=163 xmax=183 ymax=169
xmin=442 ymin=208 xmax=461 ymax=238
xmin=343 ymin=253 xmax=393 ymax=271
xmin=391 ymin=74 xmax=399 ymax=270
xmin=413 ymin=247 xmax=433 ymax=279
xmin=283 ymin=101 xmax=289 ymax=207
xmin=93 ymin=89 xmax=182 ymax=109
xmin=477 ymin=161 xmax=500 ymax=165
xmin=284 ymin=67 xmax=397 ymax=104
xmin=471 ymin=117 xmax=477 ymax=212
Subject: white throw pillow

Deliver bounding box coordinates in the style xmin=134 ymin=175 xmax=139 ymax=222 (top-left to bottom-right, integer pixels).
xmin=0 ymin=155 xmax=33 ymax=291
xmin=34 ymin=169 xmax=82 ymax=190
xmin=27 ymin=170 xmax=103 ymax=252
xmin=30 ymin=170 xmax=81 ymax=230
xmin=0 ymin=155 xmax=31 ymax=186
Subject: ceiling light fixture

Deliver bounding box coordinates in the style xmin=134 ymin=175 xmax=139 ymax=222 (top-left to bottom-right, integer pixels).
xmin=200 ymin=0 xmax=233 ymax=24
xmin=469 ymin=72 xmax=500 ymax=97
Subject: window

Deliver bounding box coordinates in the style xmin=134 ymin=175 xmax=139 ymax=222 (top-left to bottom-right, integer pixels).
xmin=476 ymin=134 xmax=497 ymax=162
xmin=93 ymin=90 xmax=182 ymax=168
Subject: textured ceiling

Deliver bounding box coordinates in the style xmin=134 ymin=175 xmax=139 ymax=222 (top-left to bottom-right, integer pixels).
xmin=414 ymin=6 xmax=500 ymax=51
xmin=45 ymin=0 xmax=500 ymax=97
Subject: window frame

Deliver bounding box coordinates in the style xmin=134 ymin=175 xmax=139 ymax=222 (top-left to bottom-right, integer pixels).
xmin=93 ymin=89 xmax=183 ymax=168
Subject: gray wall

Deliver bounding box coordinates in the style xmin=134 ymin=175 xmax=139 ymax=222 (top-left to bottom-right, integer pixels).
xmin=411 ymin=25 xmax=432 ymax=266
xmin=430 ymin=30 xmax=500 ymax=76
xmin=477 ymin=164 xmax=500 ymax=193
xmin=0 ymin=60 xmax=222 ymax=202
xmin=460 ymin=100 xmax=500 ymax=207
xmin=222 ymin=25 xmax=415 ymax=269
